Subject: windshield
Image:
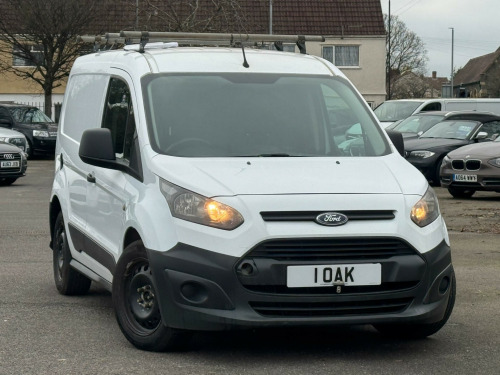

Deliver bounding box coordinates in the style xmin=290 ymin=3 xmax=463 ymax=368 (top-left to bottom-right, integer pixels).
xmin=374 ymin=101 xmax=423 ymax=122
xmin=420 ymin=120 xmax=478 ymax=140
xmin=8 ymin=107 xmax=53 ymax=124
xmin=142 ymin=74 xmax=389 ymax=157
xmin=393 ymin=115 xmax=444 ymax=133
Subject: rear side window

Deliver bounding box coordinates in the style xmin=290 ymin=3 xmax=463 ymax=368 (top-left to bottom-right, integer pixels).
xmin=62 ymin=74 xmax=108 ymax=142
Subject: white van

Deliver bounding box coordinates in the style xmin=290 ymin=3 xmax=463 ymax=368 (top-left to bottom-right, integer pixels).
xmin=49 ymin=32 xmax=455 ymax=351
xmin=375 ymin=98 xmax=500 ymax=127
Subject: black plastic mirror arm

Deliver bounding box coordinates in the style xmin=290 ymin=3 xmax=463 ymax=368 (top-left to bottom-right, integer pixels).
xmin=386 ymin=130 xmax=405 ymax=157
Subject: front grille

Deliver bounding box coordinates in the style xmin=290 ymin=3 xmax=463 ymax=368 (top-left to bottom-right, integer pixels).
xmin=260 ymin=210 xmax=395 ymax=222
xmin=0 ymin=152 xmax=22 ymax=173
xmin=452 ymin=160 xmax=464 ymax=170
xmin=465 ymin=159 xmax=481 ymax=171
xmin=245 ymin=281 xmax=419 ymax=294
xmin=249 ymin=298 xmax=413 ymax=317
xmin=246 ymin=238 xmax=416 ymax=262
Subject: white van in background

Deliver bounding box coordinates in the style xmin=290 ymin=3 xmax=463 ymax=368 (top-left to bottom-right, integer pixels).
xmin=374 ymin=98 xmax=500 ymax=127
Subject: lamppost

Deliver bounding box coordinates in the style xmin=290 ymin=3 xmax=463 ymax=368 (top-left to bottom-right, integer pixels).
xmin=388 ymin=0 xmax=391 ymax=99
xmin=450 ymin=27 xmax=454 ymax=98
xmin=269 ymin=0 xmax=273 ymax=35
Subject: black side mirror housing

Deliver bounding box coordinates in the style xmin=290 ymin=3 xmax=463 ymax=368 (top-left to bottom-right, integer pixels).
xmin=386 ymin=130 xmax=405 ymax=157
xmin=79 ymin=128 xmax=117 ymax=167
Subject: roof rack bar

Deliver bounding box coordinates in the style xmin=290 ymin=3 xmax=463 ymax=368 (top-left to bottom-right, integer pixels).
xmin=119 ymin=31 xmax=325 ymax=43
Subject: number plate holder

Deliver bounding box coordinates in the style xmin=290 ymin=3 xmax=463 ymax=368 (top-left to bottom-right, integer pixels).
xmin=453 ymin=174 xmax=477 ymax=182
xmin=1 ymin=161 xmax=20 ymax=168
xmin=287 ymin=264 xmax=381 ymax=288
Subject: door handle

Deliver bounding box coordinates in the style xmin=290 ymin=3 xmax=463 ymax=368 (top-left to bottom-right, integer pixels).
xmin=87 ymin=172 xmax=96 ymax=183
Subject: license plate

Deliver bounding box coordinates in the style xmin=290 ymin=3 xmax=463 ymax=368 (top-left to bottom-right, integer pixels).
xmin=453 ymin=174 xmax=477 ymax=182
xmin=1 ymin=161 xmax=19 ymax=168
xmin=287 ymin=263 xmax=381 ymax=288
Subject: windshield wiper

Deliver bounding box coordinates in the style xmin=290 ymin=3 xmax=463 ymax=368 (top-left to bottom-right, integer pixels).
xmin=234 ymin=153 xmax=307 ymax=157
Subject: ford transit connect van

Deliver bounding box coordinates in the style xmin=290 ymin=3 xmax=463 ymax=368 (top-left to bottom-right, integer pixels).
xmin=50 ymin=32 xmax=455 ymax=351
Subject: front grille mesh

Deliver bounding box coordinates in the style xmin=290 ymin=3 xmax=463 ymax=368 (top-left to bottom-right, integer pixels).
xmin=250 ymin=298 xmax=413 ymax=317
xmin=246 ymin=237 xmax=415 ymax=262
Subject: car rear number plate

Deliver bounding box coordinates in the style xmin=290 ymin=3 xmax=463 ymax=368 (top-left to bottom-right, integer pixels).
xmin=453 ymin=174 xmax=477 ymax=182
xmin=287 ymin=264 xmax=381 ymax=288
xmin=1 ymin=161 xmax=19 ymax=168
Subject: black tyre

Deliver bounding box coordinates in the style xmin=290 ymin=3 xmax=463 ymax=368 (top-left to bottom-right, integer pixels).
xmin=431 ymin=157 xmax=445 ymax=187
xmin=374 ymin=273 xmax=456 ymax=339
xmin=448 ymin=187 xmax=476 ymax=199
xmin=112 ymin=241 xmax=191 ymax=352
xmin=0 ymin=178 xmax=17 ymax=186
xmin=52 ymin=212 xmax=92 ymax=295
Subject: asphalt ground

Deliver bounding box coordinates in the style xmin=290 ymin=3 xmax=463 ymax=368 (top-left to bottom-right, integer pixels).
xmin=0 ymin=159 xmax=499 ymax=375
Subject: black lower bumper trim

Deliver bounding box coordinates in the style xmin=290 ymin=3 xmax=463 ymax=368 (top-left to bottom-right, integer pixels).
xmin=146 ymin=239 xmax=453 ymax=331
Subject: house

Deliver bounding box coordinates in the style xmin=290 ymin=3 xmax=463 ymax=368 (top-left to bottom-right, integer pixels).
xmin=0 ymin=0 xmax=386 ymax=117
xmin=453 ymin=47 xmax=500 ymax=98
xmin=423 ymin=71 xmax=449 ymax=98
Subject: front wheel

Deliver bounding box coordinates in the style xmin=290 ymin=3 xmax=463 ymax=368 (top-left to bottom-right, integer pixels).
xmin=112 ymin=241 xmax=191 ymax=351
xmin=0 ymin=178 xmax=17 ymax=186
xmin=374 ymin=273 xmax=456 ymax=339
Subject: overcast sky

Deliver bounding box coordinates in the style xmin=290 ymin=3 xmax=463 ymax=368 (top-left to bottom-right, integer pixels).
xmin=380 ymin=0 xmax=500 ymax=78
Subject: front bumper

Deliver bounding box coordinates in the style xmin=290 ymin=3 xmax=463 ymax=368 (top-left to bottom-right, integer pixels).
xmin=32 ymin=137 xmax=56 ymax=154
xmin=441 ymin=164 xmax=500 ymax=192
xmin=147 ymin=238 xmax=454 ymax=331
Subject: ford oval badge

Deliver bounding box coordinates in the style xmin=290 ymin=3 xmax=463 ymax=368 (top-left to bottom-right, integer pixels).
xmin=315 ymin=212 xmax=348 ymax=226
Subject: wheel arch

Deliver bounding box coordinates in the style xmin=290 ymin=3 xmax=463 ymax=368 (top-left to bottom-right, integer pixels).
xmin=123 ymin=227 xmax=143 ymax=253
xmin=49 ymin=196 xmax=62 ymax=250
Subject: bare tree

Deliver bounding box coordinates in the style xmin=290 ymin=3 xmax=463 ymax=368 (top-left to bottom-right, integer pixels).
xmin=0 ymin=0 xmax=107 ymax=117
xmin=391 ymin=72 xmax=429 ymax=99
xmin=385 ymin=14 xmax=428 ymax=99
xmin=135 ymin=0 xmax=248 ymax=33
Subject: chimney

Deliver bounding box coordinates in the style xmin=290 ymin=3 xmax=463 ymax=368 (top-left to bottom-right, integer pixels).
xmin=432 ymin=71 xmax=437 ymax=79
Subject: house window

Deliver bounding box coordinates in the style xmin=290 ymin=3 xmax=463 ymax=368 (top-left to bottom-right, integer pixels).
xmin=12 ymin=44 xmax=44 ymax=67
xmin=322 ymin=45 xmax=360 ymax=67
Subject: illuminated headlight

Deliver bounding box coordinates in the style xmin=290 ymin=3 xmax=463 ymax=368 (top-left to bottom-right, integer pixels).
xmin=410 ymin=150 xmax=435 ymax=159
xmin=0 ymin=137 xmax=8 ymax=142
xmin=160 ymin=179 xmax=244 ymax=230
xmin=411 ymin=187 xmax=440 ymax=227
xmin=33 ymin=130 xmax=49 ymax=137
xmin=488 ymin=158 xmax=500 ymax=168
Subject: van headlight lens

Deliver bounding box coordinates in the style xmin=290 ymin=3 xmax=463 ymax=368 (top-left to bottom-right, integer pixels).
xmin=411 ymin=187 xmax=440 ymax=227
xmin=160 ymin=179 xmax=244 ymax=230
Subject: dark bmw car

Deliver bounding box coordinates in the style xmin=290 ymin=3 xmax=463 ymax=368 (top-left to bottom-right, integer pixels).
xmin=0 ymin=103 xmax=57 ymax=158
xmin=440 ymin=135 xmax=500 ymax=198
xmin=0 ymin=141 xmax=28 ymax=185
xmin=404 ymin=114 xmax=500 ymax=185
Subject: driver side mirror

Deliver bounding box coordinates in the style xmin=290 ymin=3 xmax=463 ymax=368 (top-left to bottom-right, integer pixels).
xmin=474 ymin=131 xmax=489 ymax=141
xmin=386 ymin=130 xmax=405 ymax=156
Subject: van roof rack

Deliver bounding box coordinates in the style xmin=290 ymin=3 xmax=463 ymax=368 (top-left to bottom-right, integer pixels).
xmin=77 ymin=31 xmax=325 ymax=54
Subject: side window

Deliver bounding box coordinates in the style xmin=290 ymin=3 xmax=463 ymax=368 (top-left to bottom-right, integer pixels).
xmin=478 ymin=121 xmax=500 ymax=138
xmin=101 ymin=78 xmax=137 ymax=163
xmin=422 ymin=102 xmax=441 ymax=111
xmin=0 ymin=108 xmax=12 ymax=127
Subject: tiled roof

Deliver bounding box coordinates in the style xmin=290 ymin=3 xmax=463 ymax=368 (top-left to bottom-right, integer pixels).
xmin=454 ymin=48 xmax=500 ymax=85
xmin=1 ymin=0 xmax=385 ymax=37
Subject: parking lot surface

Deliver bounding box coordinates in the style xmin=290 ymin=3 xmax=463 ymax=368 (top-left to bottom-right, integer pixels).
xmin=0 ymin=159 xmax=499 ymax=374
